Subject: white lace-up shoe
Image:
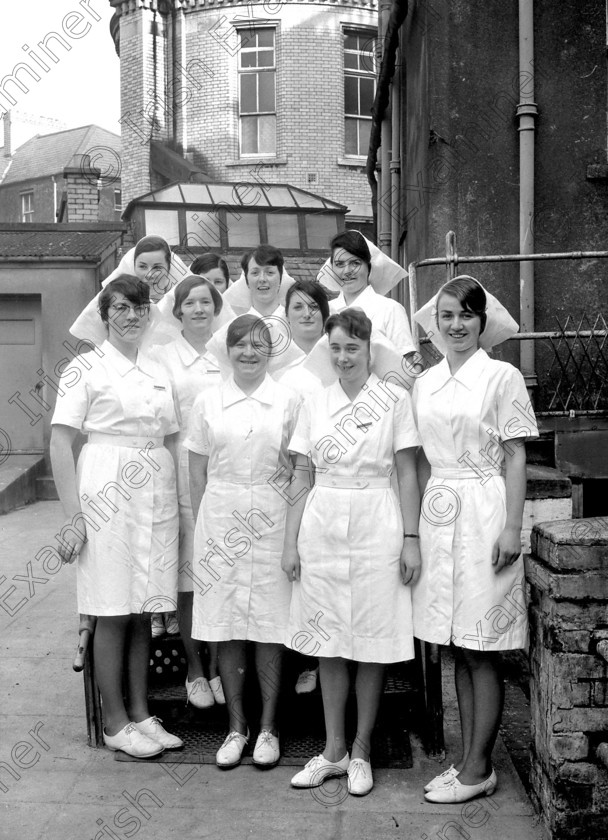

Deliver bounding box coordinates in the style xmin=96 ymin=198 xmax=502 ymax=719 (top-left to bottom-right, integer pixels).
xmin=134 ymin=717 xmax=183 ymax=750
xmin=290 ymin=753 xmax=350 ymax=788
xmin=252 ymin=730 xmax=280 ymax=768
xmin=347 ymin=758 xmax=374 ymax=796
xmin=216 ymin=730 xmax=249 ymax=769
xmin=424 ymin=764 xmax=459 ymax=792
xmin=103 ymin=722 xmax=164 ymax=758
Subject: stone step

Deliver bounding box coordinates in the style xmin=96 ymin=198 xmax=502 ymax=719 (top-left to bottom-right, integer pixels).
xmin=0 ymin=455 xmax=46 ymax=514
xmin=35 ymin=475 xmax=59 ymax=501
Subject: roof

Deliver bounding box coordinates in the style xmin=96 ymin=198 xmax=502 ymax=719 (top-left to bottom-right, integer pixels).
xmin=126 ymin=181 xmax=347 ymax=214
xmin=0 ymin=223 xmax=125 ymax=259
xmin=1 ymin=126 xmax=121 ymax=185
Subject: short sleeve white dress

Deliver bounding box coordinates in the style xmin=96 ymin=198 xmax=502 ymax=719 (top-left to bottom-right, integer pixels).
xmin=285 ymin=373 xmax=420 ymax=663
xmin=411 ymin=348 xmax=539 ymax=650
xmin=51 ymin=341 xmax=180 ymax=616
xmin=149 ymin=334 xmax=221 ymax=592
xmin=184 ymin=374 xmax=301 ymax=643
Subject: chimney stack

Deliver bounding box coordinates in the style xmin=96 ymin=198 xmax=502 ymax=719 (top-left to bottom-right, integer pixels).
xmin=3 ymin=111 xmax=11 ymax=158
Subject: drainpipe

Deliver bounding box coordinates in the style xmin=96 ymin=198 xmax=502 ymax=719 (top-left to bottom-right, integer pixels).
xmin=517 ymin=0 xmax=538 ymax=385
xmin=390 ymin=53 xmax=401 ymax=265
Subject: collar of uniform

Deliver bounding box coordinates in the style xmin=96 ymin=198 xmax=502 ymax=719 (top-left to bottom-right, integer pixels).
xmin=99 ymin=340 xmax=155 ymax=378
xmin=222 ymin=373 xmax=276 ymax=408
xmin=174 ymin=332 xmax=218 ymax=370
xmin=430 ymin=348 xmax=489 ymax=394
xmin=327 ymin=372 xmax=380 ymax=416
xmin=334 ymin=284 xmax=377 ymax=314
xmin=247 ymin=304 xmax=286 ymax=321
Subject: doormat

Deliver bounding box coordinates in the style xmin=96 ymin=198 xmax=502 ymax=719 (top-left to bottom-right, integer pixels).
xmin=115 ymin=657 xmax=417 ymax=767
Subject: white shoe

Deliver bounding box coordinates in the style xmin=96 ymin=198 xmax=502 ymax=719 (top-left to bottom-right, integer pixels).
xmin=216 ymin=730 xmax=249 ymax=769
xmin=295 ymin=668 xmax=318 ymax=694
xmin=103 ymin=722 xmax=164 ymax=758
xmin=185 ymin=676 xmax=214 ymax=709
xmin=424 ymin=764 xmax=460 ymax=792
xmin=290 ymin=753 xmax=350 ymax=788
xmin=209 ymin=675 xmax=226 ymax=705
xmin=347 ymin=758 xmax=374 ymax=796
xmin=151 ymin=614 xmax=165 ymax=637
xmin=252 ymin=730 xmax=280 ymax=768
xmin=134 ymin=716 xmax=183 ymax=750
xmin=424 ymin=769 xmax=497 ymax=803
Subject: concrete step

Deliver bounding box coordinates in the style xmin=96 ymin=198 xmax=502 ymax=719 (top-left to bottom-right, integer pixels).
xmin=0 ymin=454 xmax=46 ymax=514
xmin=36 ymin=474 xmax=59 ymax=501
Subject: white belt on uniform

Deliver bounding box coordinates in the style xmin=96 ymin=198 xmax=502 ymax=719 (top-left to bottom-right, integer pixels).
xmin=315 ymin=474 xmax=391 ymax=489
xmin=430 ymin=467 xmax=501 ymax=480
xmin=87 ymin=432 xmax=165 ymax=448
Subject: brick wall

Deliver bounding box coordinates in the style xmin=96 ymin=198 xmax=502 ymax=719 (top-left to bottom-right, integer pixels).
xmin=115 ymin=1 xmax=377 ymax=219
xmin=526 ymin=517 xmax=608 ymax=839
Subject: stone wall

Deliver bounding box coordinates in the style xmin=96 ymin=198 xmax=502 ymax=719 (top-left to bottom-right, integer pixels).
xmin=526 ymin=517 xmax=608 ymax=839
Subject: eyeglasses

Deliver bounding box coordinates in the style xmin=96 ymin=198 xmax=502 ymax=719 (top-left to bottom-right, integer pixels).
xmin=109 ymin=303 xmax=150 ymax=318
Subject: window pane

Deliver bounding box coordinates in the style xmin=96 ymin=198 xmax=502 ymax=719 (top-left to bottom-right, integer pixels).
xmin=258 ymin=115 xmax=276 ymax=154
xmin=344 ymin=75 xmax=358 ymax=115
xmin=258 ymin=72 xmax=275 ymax=112
xmin=360 ymin=42 xmax=376 ymax=73
xmin=344 ymin=33 xmax=358 ymax=50
xmin=358 ymin=119 xmax=372 ymax=156
xmin=240 ymin=51 xmax=257 ymax=68
xmin=266 ymin=213 xmax=300 ymax=248
xmin=345 ymin=118 xmax=358 ymax=155
xmin=226 ymin=212 xmax=260 ymax=247
xmin=241 ymin=116 xmax=258 ymax=154
xmin=186 ymin=211 xmax=222 ymax=249
xmin=144 ymin=209 xmax=180 ymax=246
xmin=207 ymin=184 xmax=241 ymax=205
xmin=257 ymin=49 xmax=274 ymax=67
xmin=344 ymin=52 xmax=358 ymax=70
xmin=240 ymin=30 xmax=256 ymax=50
xmin=360 ymin=77 xmax=375 ymax=114
xmin=240 ymin=74 xmax=258 ymax=112
xmin=306 ymin=214 xmax=338 ymax=250
xmin=257 ymin=29 xmax=274 ymax=48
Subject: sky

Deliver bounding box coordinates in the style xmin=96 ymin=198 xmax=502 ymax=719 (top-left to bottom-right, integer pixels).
xmin=0 ymin=0 xmax=120 ymax=150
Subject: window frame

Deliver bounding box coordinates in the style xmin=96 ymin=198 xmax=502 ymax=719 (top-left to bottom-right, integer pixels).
xmin=343 ymin=27 xmax=377 ymax=159
xmin=21 ymin=191 xmax=34 ymax=223
xmin=236 ymin=25 xmax=278 ymax=158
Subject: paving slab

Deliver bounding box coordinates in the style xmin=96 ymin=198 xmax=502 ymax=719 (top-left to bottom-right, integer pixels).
xmin=0 ymin=502 xmax=546 ymax=840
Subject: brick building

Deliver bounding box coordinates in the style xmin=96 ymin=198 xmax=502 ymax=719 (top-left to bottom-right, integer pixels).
xmin=0 ymin=118 xmax=122 ymax=224
xmin=109 ymin=0 xmax=377 ymax=231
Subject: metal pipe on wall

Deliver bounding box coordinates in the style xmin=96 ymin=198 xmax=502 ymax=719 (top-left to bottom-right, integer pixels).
xmin=390 ymin=52 xmax=401 ymax=266
xmin=518 ymin=0 xmax=538 ymax=384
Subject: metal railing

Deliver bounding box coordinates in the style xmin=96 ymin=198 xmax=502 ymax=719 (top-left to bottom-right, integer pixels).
xmin=407 ymin=232 xmax=608 ymax=415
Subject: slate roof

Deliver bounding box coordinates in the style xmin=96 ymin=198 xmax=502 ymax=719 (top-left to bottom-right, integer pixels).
xmin=1 ymin=126 xmax=121 ymax=185
xmin=0 ymin=225 xmax=124 ymax=259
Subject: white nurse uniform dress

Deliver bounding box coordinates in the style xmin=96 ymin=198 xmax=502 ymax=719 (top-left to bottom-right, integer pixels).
xmin=412 ymin=348 xmax=538 ymax=651
xmin=149 ymin=334 xmax=221 ymax=592
xmin=285 ymin=373 xmax=420 ymax=664
xmin=51 ymin=341 xmax=179 ymax=616
xmin=184 ymin=374 xmax=301 ymax=643
xmin=329 ymin=285 xmax=416 ymax=356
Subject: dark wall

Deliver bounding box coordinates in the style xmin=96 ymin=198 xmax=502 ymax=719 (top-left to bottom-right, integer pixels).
xmin=0 ymin=178 xmax=121 ymax=223
xmin=402 ymin=0 xmax=608 ymax=366
xmin=533 ymin=0 xmax=608 ymax=329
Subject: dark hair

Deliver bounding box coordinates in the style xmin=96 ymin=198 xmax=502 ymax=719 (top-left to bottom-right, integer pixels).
xmin=133 ymin=235 xmax=172 ymax=267
xmin=98 ymin=275 xmax=150 ymax=323
xmin=325 ymin=308 xmax=372 ymax=343
xmin=189 ymin=253 xmax=230 ymax=285
xmin=172 ymin=275 xmax=223 ymax=319
xmin=241 ymin=244 xmax=284 ymax=279
xmin=226 ymin=313 xmax=271 ymax=352
xmin=285 ymin=280 xmax=330 ymax=325
xmin=437 ymin=275 xmax=487 ymax=334
xmin=330 ymin=230 xmax=372 ymax=274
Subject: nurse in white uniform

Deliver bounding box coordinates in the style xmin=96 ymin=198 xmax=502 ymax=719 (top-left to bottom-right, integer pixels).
xmin=323 ymin=230 xmax=417 ymax=361
xmin=189 ymin=253 xmax=232 ymax=294
xmin=284 ymin=309 xmax=421 ymax=797
xmin=185 ymin=314 xmax=301 ymax=771
xmin=50 ymin=276 xmax=182 ymax=758
xmin=149 ymin=275 xmax=225 ymax=710
xmin=411 ymin=276 xmax=538 ymax=804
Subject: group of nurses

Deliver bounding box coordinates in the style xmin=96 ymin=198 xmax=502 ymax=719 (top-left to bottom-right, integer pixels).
xmin=53 ymin=230 xmax=535 ymax=807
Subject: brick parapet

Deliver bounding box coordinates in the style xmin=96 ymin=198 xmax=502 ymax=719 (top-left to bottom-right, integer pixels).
xmin=527 ymin=517 xmax=608 ymax=839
